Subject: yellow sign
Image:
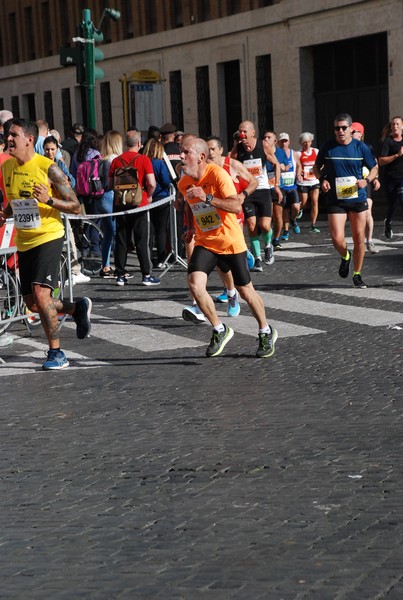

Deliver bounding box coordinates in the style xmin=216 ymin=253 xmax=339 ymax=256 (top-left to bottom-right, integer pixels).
xmin=128 ymin=69 xmax=164 ymax=83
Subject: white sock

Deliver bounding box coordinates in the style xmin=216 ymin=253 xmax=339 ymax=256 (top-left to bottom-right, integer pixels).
xmin=259 ymin=324 xmax=272 ymax=334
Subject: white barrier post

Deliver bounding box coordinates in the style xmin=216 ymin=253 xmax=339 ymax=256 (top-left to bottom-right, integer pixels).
xmin=159 ymin=185 xmax=187 ymax=277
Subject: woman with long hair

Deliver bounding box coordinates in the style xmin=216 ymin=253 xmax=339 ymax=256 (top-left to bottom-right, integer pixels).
xmin=70 ymin=128 xmax=101 ymax=179
xmin=99 ymin=130 xmax=123 ymax=277
xmin=43 ymin=135 xmax=90 ymax=285
xmin=70 ymin=128 xmax=103 ymax=257
xmin=142 ymin=138 xmax=172 ymax=267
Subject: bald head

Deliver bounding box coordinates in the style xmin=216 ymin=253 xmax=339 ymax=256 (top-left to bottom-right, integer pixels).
xmin=180 ymin=136 xmax=209 ymax=179
xmin=239 ymin=120 xmax=256 ymax=146
xmin=189 ymin=137 xmax=209 ymax=158
xmin=239 ymin=120 xmax=255 ymax=131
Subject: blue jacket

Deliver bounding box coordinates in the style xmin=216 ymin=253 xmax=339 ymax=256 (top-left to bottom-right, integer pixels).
xmin=152 ymin=158 xmax=171 ymax=199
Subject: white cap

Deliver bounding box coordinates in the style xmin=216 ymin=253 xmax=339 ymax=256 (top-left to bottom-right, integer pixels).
xmin=278 ymin=132 xmax=289 ymax=141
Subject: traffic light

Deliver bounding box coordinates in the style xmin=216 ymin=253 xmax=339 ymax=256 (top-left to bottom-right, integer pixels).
xmin=92 ymin=30 xmax=105 ymax=82
xmin=60 ymin=8 xmax=120 ymax=130
xmin=60 ymin=43 xmax=85 ymax=85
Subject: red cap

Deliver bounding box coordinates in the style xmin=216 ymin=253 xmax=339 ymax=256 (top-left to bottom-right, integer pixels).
xmin=351 ymin=122 xmax=364 ymax=135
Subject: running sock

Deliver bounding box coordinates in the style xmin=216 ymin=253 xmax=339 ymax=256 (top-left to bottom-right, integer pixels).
xmin=262 ymin=230 xmax=272 ymax=246
xmin=227 ymin=289 xmax=236 ymax=298
xmin=214 ymin=323 xmax=225 ymax=333
xmin=259 ymin=325 xmax=272 ymax=335
xmin=250 ymin=237 xmax=261 ymax=258
xmin=343 ymin=250 xmax=351 ymax=261
xmin=353 ymin=271 xmax=361 ymax=276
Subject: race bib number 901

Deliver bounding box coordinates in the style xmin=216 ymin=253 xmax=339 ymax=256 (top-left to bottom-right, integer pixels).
xmin=12 ymin=199 xmax=41 ymax=229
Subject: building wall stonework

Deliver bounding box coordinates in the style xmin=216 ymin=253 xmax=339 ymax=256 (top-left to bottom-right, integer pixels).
xmin=0 ymin=0 xmax=401 ymax=143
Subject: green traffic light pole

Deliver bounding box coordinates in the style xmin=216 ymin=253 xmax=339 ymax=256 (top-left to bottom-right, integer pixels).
xmin=82 ymin=8 xmax=97 ymax=130
xmin=80 ymin=8 xmax=120 ymax=131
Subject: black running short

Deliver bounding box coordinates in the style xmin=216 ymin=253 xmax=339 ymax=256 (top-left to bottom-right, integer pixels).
xmin=243 ymin=188 xmax=272 ymax=219
xmin=298 ymin=184 xmax=320 ymax=193
xmin=271 ymin=188 xmax=285 ymax=207
xmin=283 ymin=187 xmax=300 ymax=208
xmin=326 ymin=199 xmax=368 ymax=214
xmin=188 ymin=245 xmax=251 ymax=287
xmin=18 ymin=236 xmax=64 ymax=297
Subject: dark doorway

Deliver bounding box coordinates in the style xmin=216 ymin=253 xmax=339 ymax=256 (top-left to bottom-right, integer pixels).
xmin=313 ymin=33 xmax=388 ymax=153
xmin=222 ymin=60 xmax=241 ymax=151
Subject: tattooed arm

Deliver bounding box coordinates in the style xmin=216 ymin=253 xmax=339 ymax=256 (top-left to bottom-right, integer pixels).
xmin=32 ymin=163 xmax=81 ymax=215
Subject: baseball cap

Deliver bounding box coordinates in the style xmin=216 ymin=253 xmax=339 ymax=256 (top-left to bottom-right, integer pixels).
xmin=159 ymin=123 xmax=176 ymax=134
xmin=72 ymin=123 xmax=84 ymax=135
xmin=351 ymin=122 xmax=364 ymax=135
xmin=278 ymin=132 xmax=290 ymax=141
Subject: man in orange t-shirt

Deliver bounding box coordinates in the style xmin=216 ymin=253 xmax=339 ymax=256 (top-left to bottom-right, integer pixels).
xmin=178 ymin=137 xmax=278 ymax=358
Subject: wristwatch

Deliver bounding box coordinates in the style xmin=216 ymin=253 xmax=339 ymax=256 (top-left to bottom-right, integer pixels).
xmin=205 ymin=194 xmax=214 ymax=205
xmin=242 ymin=190 xmax=249 ymax=198
xmin=46 ymin=197 xmax=54 ymax=206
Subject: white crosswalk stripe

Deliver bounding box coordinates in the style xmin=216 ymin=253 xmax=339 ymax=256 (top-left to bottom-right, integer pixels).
xmin=259 ymin=291 xmax=403 ymax=327
xmin=1 ymin=235 xmax=403 ymax=374
xmin=132 ymin=301 xmax=324 ymax=339
xmin=311 ymin=287 xmax=403 ymax=303
xmin=64 ymin=306 xmax=205 ymax=351
xmin=274 ymin=241 xmax=331 ymax=259
xmin=0 ymin=336 xmax=106 ymax=375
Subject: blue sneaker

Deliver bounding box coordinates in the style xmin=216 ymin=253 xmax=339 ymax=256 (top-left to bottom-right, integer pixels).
xmin=227 ymin=291 xmax=240 ymax=317
xmin=73 ymin=297 xmax=92 ymax=339
xmin=142 ymin=275 xmax=161 ymax=286
xmin=116 ymin=275 xmax=128 ymax=286
xmin=246 ymin=250 xmax=255 ymax=271
xmin=281 ymin=231 xmax=289 ymax=241
xmin=292 ymin=221 xmax=300 ymax=234
xmin=216 ymin=289 xmax=228 ymax=303
xmin=42 ymin=349 xmax=69 ymax=371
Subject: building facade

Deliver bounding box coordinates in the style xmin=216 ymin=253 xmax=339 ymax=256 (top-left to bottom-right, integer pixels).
xmin=0 ymin=0 xmax=401 ymax=151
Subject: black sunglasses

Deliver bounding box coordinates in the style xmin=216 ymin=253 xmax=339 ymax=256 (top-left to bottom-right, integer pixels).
xmin=334 ymin=125 xmax=349 ymax=131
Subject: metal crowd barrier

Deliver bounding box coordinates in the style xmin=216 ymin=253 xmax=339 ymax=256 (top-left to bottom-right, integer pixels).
xmin=0 ymin=244 xmax=29 ymax=331
xmin=0 ymin=219 xmax=73 ymax=337
xmin=65 ymin=186 xmax=187 ymax=279
xmin=0 ymin=189 xmax=185 ymax=335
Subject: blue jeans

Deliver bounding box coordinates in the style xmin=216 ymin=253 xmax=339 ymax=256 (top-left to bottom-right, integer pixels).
xmin=86 ymin=192 xmax=116 ymax=267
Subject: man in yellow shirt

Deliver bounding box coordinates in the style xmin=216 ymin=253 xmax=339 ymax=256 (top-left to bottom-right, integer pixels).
xmin=178 ymin=137 xmax=277 ymax=358
xmin=0 ymin=118 xmax=92 ymax=370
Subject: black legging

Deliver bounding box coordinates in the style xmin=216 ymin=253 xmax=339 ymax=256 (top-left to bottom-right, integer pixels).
xmin=385 ymin=177 xmax=403 ymax=222
xmin=150 ymin=201 xmax=170 ymax=263
xmin=114 ymin=210 xmax=152 ymax=277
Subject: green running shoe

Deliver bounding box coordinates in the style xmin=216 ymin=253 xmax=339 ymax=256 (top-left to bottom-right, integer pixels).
xmin=206 ymin=324 xmax=234 ymax=357
xmin=256 ymin=328 xmax=278 ymax=358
